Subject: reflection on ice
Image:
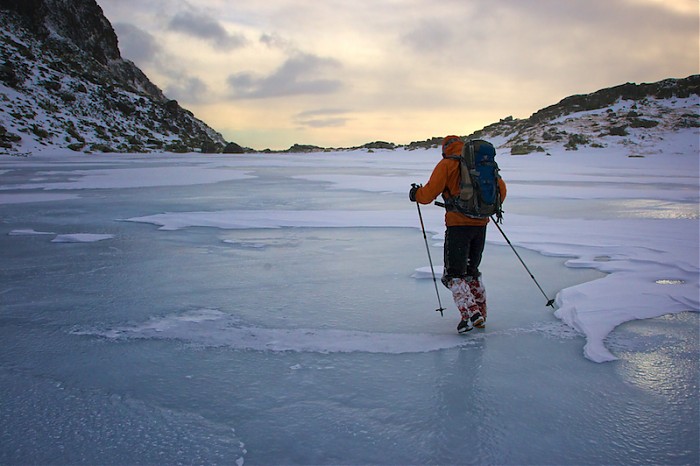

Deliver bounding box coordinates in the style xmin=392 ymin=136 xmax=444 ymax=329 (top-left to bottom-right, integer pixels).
xmin=608 ymin=199 xmax=699 ymax=219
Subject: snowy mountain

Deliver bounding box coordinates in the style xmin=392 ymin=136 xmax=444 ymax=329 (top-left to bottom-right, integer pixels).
xmin=0 ymin=0 xmax=232 ymax=154
xmin=472 ymin=75 xmax=700 ymax=156
xmin=405 ymin=75 xmax=700 ymax=155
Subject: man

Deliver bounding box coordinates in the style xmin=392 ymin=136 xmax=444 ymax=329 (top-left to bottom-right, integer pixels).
xmin=410 ymin=135 xmax=507 ymax=333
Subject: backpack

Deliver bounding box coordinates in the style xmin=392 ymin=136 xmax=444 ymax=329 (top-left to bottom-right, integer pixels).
xmin=442 ymin=139 xmax=503 ymax=221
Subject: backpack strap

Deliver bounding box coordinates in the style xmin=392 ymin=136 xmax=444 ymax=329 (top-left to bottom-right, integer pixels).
xmin=442 ymin=155 xmax=461 ymax=199
xmin=460 ymin=142 xmax=475 ymax=199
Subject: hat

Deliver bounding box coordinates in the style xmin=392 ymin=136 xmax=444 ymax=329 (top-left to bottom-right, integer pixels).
xmin=442 ymin=135 xmax=463 ymax=157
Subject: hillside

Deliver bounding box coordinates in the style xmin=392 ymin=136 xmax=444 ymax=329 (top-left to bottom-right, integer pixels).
xmin=405 ymin=75 xmax=699 ymax=155
xmin=472 ymin=75 xmax=700 ymax=155
xmin=0 ymin=0 xmax=235 ymax=155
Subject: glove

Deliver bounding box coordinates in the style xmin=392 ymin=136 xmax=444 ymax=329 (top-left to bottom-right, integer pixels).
xmin=409 ymin=184 xmax=420 ymax=202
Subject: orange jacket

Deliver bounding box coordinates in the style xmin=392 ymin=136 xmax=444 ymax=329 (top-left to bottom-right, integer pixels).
xmin=415 ymin=156 xmax=507 ymax=227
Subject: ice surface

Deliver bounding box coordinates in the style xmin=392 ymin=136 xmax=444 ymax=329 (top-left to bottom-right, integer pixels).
xmin=1 ymin=166 xmax=253 ymax=190
xmin=124 ymin=159 xmax=699 ymax=362
xmin=0 ymin=192 xmax=80 ymax=204
xmin=1 ymin=139 xmax=698 ymax=465
xmin=124 ymin=205 xmax=697 ymax=362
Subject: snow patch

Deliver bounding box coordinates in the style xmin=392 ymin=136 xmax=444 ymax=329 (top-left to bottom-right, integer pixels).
xmin=9 ymin=229 xmax=55 ymax=236
xmin=51 ymin=233 xmax=114 ymax=243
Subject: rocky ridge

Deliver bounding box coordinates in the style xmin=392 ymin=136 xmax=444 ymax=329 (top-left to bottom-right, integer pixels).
xmin=0 ymin=0 xmax=232 ymax=154
xmin=469 ymin=75 xmax=700 ymax=155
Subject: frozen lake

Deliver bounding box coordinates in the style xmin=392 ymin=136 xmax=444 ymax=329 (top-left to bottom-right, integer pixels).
xmin=1 ymin=146 xmax=698 ymax=465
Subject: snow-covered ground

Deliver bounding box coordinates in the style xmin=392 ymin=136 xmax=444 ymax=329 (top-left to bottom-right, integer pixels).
xmin=0 ymin=134 xmax=697 ymax=464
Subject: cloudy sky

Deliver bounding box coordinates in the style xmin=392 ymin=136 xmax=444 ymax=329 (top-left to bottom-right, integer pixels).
xmin=98 ymin=0 xmax=698 ymax=150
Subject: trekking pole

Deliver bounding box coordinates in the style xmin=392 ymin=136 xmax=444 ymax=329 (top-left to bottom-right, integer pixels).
xmin=413 ymin=184 xmax=445 ymax=317
xmin=490 ymin=216 xmax=556 ymax=308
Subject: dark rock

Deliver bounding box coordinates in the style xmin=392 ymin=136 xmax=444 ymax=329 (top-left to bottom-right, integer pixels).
xmin=628 ymin=118 xmax=659 ymax=128
xmin=288 ymin=144 xmax=324 ymax=153
xmin=609 ymin=126 xmax=629 ymax=136
xmin=362 ymin=141 xmax=396 ymax=150
xmin=223 ymin=142 xmax=246 ymax=154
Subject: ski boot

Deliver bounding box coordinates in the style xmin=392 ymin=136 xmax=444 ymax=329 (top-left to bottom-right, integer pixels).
xmin=457 ymin=305 xmax=483 ymax=334
xmin=457 ymin=318 xmax=472 ymax=333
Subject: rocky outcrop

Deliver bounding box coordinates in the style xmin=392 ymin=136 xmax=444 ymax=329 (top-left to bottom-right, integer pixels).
xmin=0 ymin=0 xmax=233 ymax=154
xmin=466 ymin=75 xmax=699 ymax=154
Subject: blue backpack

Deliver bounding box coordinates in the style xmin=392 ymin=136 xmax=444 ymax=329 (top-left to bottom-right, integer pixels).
xmin=442 ymin=139 xmax=503 ymax=221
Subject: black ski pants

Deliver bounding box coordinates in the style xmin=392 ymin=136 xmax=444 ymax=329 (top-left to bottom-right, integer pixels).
xmin=441 ymin=225 xmax=486 ymax=287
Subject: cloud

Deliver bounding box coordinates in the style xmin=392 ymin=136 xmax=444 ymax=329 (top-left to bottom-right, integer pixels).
xmin=228 ymin=53 xmax=343 ymax=99
xmin=101 ymin=0 xmax=699 ymax=149
xmin=113 ymin=23 xmax=163 ymax=63
xmin=392 ymin=0 xmax=698 ymax=101
xmin=168 ymin=10 xmax=248 ymax=50
xmin=400 ymin=19 xmax=454 ymax=53
xmin=294 ymin=109 xmax=352 ymax=128
xmin=259 ymin=32 xmax=295 ymax=52
xmin=111 ymin=22 xmax=211 ymax=105
xmin=165 ymin=75 xmax=209 ymax=104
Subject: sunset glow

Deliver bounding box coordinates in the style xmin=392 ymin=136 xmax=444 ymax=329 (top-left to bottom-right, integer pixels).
xmin=99 ymin=0 xmax=699 ymax=150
